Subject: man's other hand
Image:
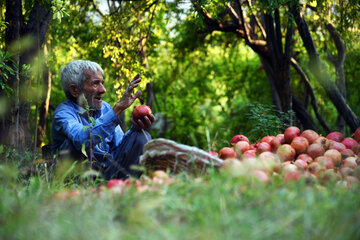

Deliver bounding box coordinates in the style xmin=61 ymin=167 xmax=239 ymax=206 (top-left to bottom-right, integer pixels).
xmin=131 ymin=114 xmax=156 ymax=131
xmin=113 ymin=73 xmax=142 ymax=115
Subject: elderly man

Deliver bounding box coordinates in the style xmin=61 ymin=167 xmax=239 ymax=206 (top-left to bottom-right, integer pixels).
xmin=52 ymin=60 xmax=155 ymax=179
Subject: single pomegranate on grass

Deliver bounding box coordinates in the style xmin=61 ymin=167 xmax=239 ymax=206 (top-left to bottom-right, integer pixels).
xmin=132 ymin=105 xmax=152 ymax=121
xmin=107 ymin=179 xmax=125 ymax=189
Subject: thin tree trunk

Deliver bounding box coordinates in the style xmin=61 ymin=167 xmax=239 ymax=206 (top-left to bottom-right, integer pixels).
xmin=325 ymin=23 xmax=346 ymax=134
xmin=36 ymin=64 xmax=52 ymax=147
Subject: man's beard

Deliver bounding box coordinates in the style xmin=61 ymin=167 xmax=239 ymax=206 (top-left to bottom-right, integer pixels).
xmin=79 ymin=92 xmax=102 ymax=111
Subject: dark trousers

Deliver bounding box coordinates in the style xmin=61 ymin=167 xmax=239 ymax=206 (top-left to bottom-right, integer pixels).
xmin=103 ymin=130 xmax=151 ymax=180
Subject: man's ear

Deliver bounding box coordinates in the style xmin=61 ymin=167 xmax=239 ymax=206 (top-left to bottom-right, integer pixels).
xmin=69 ymin=84 xmax=80 ymax=98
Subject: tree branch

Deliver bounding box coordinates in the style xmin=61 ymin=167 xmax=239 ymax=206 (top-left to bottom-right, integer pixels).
xmin=290 ymin=58 xmax=330 ymax=132
xmin=92 ymin=0 xmax=104 ymax=17
xmin=246 ymin=0 xmax=266 ymax=39
xmin=325 ymin=22 xmax=345 ymax=67
xmin=274 ymin=9 xmax=283 ymax=56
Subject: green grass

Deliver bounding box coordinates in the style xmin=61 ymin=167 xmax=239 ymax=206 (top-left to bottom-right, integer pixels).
xmin=0 ymin=164 xmax=360 ymax=240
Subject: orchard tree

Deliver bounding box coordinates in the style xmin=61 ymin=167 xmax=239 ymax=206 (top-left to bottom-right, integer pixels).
xmin=189 ymin=0 xmax=359 ymax=133
xmin=0 ymin=0 xmax=67 ymax=149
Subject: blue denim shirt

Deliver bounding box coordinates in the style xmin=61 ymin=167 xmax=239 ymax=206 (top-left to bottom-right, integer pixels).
xmin=52 ymin=99 xmax=133 ymax=167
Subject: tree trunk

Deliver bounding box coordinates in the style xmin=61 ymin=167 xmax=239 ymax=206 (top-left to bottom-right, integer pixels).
xmin=291 ymin=6 xmax=360 ymax=132
xmin=325 ymin=23 xmax=346 ymax=134
xmin=1 ymin=0 xmax=53 ymax=149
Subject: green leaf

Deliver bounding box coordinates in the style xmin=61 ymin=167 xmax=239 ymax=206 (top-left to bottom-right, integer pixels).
xmin=89 ymin=116 xmax=96 ymax=126
xmin=82 ymin=126 xmax=91 ymax=132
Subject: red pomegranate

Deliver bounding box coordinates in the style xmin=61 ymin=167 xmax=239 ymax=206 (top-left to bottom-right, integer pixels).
xmin=284 ymin=126 xmax=301 ymax=144
xmin=243 ymin=150 xmax=256 ymax=158
xmin=219 ymin=147 xmax=237 ymax=160
xmin=324 ymin=149 xmax=342 ymax=165
xmin=314 ymin=136 xmax=330 ymax=150
xmin=339 ymin=148 xmax=355 ymax=159
xmin=260 ymin=136 xmax=275 ymax=144
xmin=342 ymin=138 xmax=358 ymax=149
xmin=353 ymin=128 xmax=360 ymax=142
xmin=234 ymin=141 xmax=250 ymax=153
xmin=307 ymin=143 xmax=325 ymax=159
xmin=284 ymin=171 xmax=302 ymax=182
xmin=230 ymin=134 xmax=250 ymax=146
xmin=297 ymin=153 xmax=313 ymax=164
xmin=352 ymin=143 xmax=360 ymax=154
xmin=291 ymin=136 xmax=309 ymax=154
xmin=132 ymin=105 xmax=152 ymax=121
xmin=107 ymin=179 xmax=125 ymax=189
xmin=276 ymin=144 xmax=296 ymax=162
xmin=208 ymin=151 xmax=219 ymax=157
xmin=294 ymin=159 xmax=308 ymax=170
xmin=270 ymin=135 xmax=285 ymax=151
xmin=343 ymin=157 xmax=358 ymax=169
xmin=329 ymin=140 xmax=346 ymax=151
xmin=308 ymin=162 xmax=324 ymax=174
xmin=300 ymin=129 xmax=319 ymax=144
xmin=315 ymin=156 xmax=334 ymax=169
xmin=255 ymin=142 xmax=272 ymax=155
xmin=326 ymin=131 xmax=344 ymax=142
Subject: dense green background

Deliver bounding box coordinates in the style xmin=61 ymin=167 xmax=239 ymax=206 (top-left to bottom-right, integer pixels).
xmin=1 ymin=0 xmax=360 ymax=151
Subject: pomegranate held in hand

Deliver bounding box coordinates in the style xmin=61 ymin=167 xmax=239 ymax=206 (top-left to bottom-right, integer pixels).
xmin=132 ymin=105 xmax=152 ymax=121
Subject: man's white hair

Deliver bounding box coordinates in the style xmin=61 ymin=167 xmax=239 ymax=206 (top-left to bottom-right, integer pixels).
xmin=61 ymin=60 xmax=104 ymax=98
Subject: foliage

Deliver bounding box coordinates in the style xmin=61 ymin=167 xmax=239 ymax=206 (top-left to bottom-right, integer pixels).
xmin=2 ymin=0 xmax=360 ymax=149
xmin=246 ymin=103 xmax=295 ymax=141
xmin=0 ymin=50 xmax=16 ymax=97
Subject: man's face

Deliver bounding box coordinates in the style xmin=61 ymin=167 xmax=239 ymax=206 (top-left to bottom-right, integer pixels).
xmin=82 ymin=70 xmax=106 ymax=110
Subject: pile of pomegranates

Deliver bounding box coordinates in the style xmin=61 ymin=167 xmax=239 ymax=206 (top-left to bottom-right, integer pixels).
xmin=217 ymin=127 xmax=360 ymax=187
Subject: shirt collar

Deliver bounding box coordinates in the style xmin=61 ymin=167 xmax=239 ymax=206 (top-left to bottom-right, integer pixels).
xmin=68 ymin=99 xmax=102 ymax=119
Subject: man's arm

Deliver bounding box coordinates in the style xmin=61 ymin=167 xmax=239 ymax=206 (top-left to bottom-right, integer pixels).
xmin=53 ymin=105 xmax=121 ymax=151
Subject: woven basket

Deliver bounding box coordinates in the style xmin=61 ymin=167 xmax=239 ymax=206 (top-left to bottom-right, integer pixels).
xmin=140 ymin=138 xmax=223 ymax=174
